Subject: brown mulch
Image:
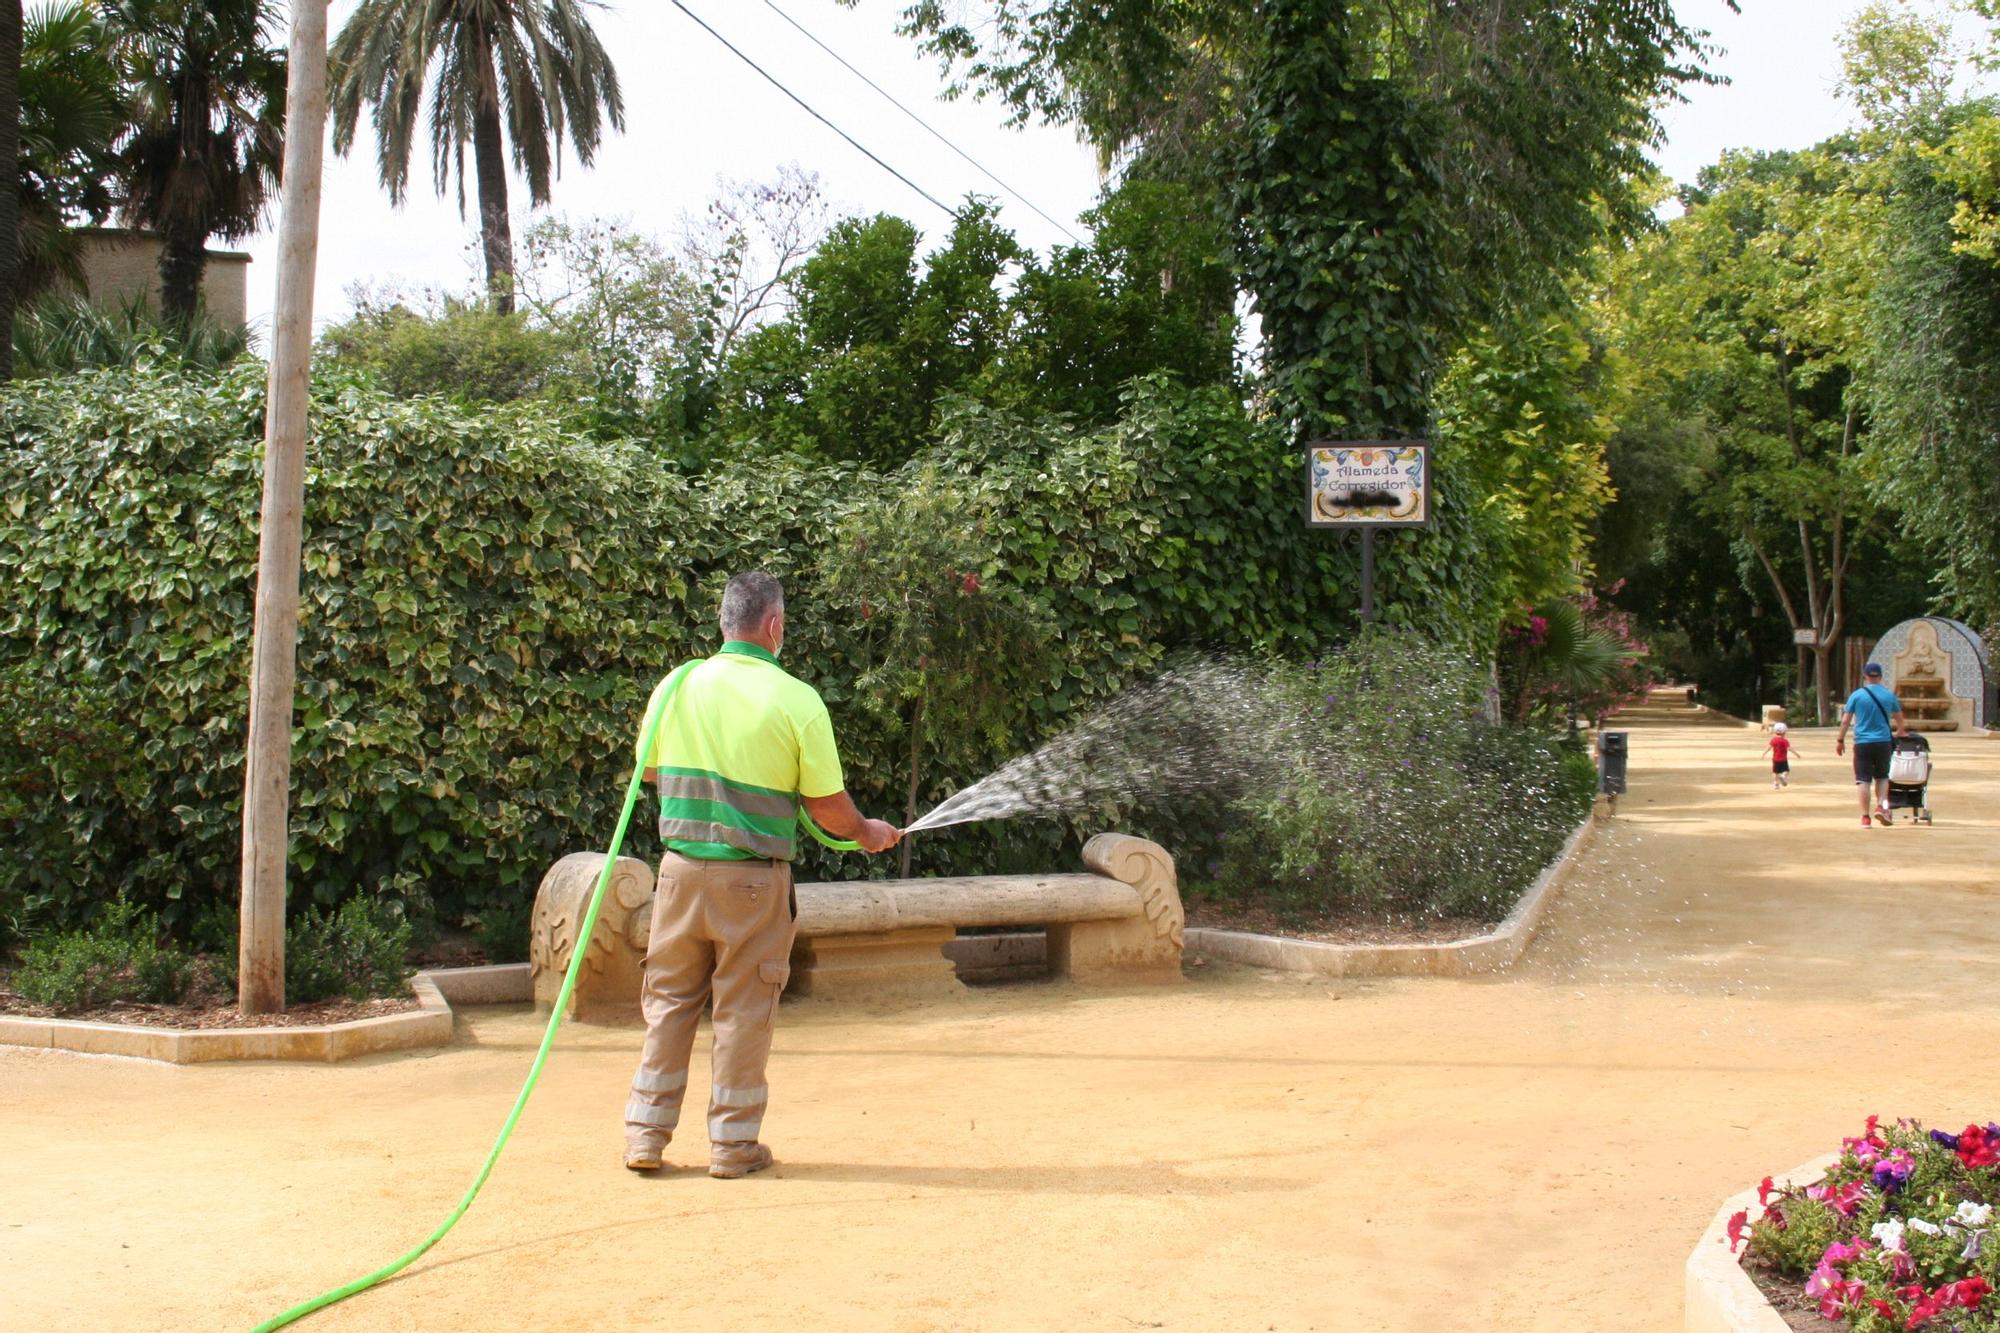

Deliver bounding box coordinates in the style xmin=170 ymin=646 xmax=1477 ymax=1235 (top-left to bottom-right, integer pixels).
xmin=410 ymin=939 xmax=490 ymax=970
xmin=1746 ymin=1263 xmax=1842 ymax=1332
xmin=0 ymin=991 xmax=417 ymax=1030
xmin=1183 ymin=898 xmax=1496 ymax=946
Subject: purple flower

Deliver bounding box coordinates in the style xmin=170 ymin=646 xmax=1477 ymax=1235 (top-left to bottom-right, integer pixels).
xmin=1873 ymin=1150 xmax=1916 ymax=1194
xmin=1933 ymin=1129 xmax=1963 ymax=1150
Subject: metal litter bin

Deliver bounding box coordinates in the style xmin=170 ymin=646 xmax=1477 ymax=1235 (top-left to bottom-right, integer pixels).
xmin=1597 ymin=730 xmax=1629 ymax=796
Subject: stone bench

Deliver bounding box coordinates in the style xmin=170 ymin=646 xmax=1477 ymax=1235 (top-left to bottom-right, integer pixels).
xmin=527 ymin=832 xmax=1183 ymax=1021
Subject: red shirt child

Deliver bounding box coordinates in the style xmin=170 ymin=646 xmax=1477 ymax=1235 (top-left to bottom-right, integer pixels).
xmin=1763 ymin=724 xmax=1795 ymax=789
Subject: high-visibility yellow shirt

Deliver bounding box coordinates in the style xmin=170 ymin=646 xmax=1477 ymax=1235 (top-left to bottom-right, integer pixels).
xmin=635 ymin=641 xmax=845 ymax=861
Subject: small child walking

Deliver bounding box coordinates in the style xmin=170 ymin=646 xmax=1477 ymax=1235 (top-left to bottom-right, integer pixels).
xmin=1764 ymin=722 xmax=1795 ymax=789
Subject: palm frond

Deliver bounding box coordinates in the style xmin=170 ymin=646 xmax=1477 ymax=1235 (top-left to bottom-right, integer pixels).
xmin=13 ymin=291 xmax=250 ymax=376
xmin=329 ymin=0 xmax=623 ymax=209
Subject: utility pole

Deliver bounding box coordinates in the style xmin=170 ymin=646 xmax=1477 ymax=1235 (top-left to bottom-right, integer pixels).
xmin=239 ymin=0 xmax=330 ymax=1014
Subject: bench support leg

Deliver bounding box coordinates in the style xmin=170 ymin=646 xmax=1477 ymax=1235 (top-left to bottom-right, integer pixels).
xmin=1047 ymin=917 xmax=1183 ymax=985
xmin=789 ymin=927 xmax=963 ymax=1002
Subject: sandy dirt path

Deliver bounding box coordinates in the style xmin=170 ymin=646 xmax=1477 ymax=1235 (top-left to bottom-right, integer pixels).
xmin=4 ymin=724 xmax=1997 ymax=1332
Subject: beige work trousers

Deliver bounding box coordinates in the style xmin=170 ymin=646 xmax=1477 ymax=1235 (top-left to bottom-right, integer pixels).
xmin=625 ymin=852 xmax=795 ymax=1160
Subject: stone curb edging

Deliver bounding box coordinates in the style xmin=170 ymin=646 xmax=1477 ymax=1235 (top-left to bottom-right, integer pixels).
xmin=1184 ymin=811 xmax=1599 ymax=979
xmin=0 ymin=962 xmax=532 ymax=1065
xmin=1684 ymin=1153 xmax=1838 ymax=1333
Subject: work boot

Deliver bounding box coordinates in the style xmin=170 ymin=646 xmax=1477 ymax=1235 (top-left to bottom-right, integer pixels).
xmin=624 ymin=1134 xmax=668 ymax=1172
xmin=709 ymin=1144 xmax=774 ymax=1179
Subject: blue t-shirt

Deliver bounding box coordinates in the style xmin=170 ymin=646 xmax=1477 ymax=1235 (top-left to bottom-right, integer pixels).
xmin=1844 ymin=684 xmax=1902 ymax=743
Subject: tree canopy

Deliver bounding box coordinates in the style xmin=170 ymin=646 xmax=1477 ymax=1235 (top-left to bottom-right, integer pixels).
xmin=330 ymin=0 xmax=626 ymax=312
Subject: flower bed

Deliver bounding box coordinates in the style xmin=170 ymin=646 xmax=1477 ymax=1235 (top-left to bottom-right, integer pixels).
xmin=1739 ymin=1117 xmax=1999 ymax=1330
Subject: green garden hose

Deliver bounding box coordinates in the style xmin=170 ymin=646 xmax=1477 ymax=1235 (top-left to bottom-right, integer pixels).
xmin=249 ymin=659 xmax=855 ymax=1330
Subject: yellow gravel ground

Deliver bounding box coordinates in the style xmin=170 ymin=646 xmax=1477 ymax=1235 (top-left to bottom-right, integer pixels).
xmin=3 ymin=723 xmax=1996 ymax=1331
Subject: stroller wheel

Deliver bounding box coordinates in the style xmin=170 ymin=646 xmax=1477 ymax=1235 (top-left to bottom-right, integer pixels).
xmin=1921 ymin=810 xmax=1933 ymax=825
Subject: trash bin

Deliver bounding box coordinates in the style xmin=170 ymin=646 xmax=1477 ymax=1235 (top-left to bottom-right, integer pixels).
xmin=1597 ymin=730 xmax=1629 ymax=796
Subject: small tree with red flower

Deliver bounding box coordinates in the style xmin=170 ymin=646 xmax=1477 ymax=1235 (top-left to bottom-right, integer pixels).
xmin=1497 ymin=586 xmax=1651 ymax=730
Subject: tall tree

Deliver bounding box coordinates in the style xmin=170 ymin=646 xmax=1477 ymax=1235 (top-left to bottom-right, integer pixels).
xmin=240 ymin=0 xmax=331 ymax=1014
xmin=1600 ymin=148 xmax=1887 ymax=723
xmin=0 ymin=0 xmax=19 ymax=378
xmin=108 ymin=0 xmax=286 ymax=326
xmin=329 ymin=0 xmax=626 ymax=315
xmin=1870 ymin=108 xmax=2000 ymax=636
xmin=892 ymin=0 xmax=1719 ymax=439
xmin=18 ymin=1 xmax=126 ymax=297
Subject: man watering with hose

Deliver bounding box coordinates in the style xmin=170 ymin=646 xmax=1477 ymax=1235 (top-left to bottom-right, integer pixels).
xmin=624 ymin=571 xmax=901 ymax=1177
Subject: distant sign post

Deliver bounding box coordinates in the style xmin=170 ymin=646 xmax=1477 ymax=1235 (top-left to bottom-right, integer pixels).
xmin=1304 ymin=440 xmax=1432 ymax=622
xmin=1792 ymin=627 xmax=1817 ymax=646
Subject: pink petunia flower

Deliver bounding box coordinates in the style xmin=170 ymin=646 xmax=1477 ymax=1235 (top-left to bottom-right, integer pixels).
xmin=1817 ymin=1277 xmax=1870 ymax=1321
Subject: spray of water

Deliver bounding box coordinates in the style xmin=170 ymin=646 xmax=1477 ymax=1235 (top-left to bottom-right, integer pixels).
xmin=904 ymin=659 xmax=1295 ymax=833
xmin=902 ymin=644 xmax=1594 ymax=932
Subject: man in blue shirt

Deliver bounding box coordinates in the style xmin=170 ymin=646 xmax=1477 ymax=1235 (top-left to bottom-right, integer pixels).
xmin=1835 ymin=663 xmax=1908 ymax=827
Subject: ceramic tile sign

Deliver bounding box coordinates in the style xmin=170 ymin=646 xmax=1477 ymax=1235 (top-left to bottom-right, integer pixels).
xmin=1304 ymin=441 xmax=1431 ymax=528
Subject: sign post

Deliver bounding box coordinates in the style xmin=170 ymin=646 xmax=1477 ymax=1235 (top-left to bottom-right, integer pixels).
xmin=1305 ymin=440 xmax=1432 ymax=622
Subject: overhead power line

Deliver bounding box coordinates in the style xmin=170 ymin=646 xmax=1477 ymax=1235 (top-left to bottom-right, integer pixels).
xmin=667 ymin=0 xmax=959 ymax=223
xmin=760 ymin=0 xmax=1084 ymax=244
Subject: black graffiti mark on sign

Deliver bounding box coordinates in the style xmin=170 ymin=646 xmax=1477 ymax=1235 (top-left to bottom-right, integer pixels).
xmin=1329 ymin=488 xmax=1401 ymax=508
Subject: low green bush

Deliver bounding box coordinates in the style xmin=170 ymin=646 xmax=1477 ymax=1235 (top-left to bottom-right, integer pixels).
xmin=11 ymin=899 xmax=196 ymax=1011
xmin=283 ymin=898 xmax=412 ymax=1004
xmin=13 ymin=292 xmax=250 ymax=378
xmin=469 ymin=897 xmax=532 ymax=965
xmin=1215 ymin=632 xmax=1597 ymax=922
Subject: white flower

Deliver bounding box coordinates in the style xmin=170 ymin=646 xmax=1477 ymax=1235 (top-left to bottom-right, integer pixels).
xmin=1955 ymin=1201 xmax=1994 ymax=1227
xmin=1872 ymin=1220 xmax=1906 ymax=1250
xmin=1908 ymin=1217 xmax=1942 ymax=1236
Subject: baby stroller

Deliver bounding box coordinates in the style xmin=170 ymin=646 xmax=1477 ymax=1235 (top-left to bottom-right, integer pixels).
xmin=1886 ymin=733 xmax=1934 ymax=824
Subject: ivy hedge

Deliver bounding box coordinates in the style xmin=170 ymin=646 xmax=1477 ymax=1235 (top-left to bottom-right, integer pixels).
xmin=0 ymin=364 xmax=1520 ymax=947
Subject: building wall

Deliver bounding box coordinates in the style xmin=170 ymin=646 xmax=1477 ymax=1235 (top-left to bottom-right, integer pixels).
xmin=70 ymin=229 xmax=251 ymax=329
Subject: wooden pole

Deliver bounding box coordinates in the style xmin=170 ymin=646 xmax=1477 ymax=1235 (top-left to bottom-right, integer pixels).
xmin=238 ymin=0 xmax=330 ymax=1014
xmin=1359 ymin=528 xmax=1377 ymax=623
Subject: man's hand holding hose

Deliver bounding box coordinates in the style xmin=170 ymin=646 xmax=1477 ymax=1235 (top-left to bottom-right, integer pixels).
xmin=802 ymin=791 xmax=903 ymax=853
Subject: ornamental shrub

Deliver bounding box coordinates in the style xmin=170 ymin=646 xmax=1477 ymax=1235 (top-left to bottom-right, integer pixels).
xmin=0 ymin=362 xmax=703 ymax=943
xmin=1213 ymin=631 xmax=1596 ymax=922
xmin=316 ymin=299 xmax=580 ymax=406
xmin=11 ymin=898 xmax=196 ymax=1011
xmin=282 ymin=898 xmax=412 ymax=1004
xmin=469 ymin=897 xmax=533 ymax=965
xmin=0 ymin=363 xmax=1543 ymax=942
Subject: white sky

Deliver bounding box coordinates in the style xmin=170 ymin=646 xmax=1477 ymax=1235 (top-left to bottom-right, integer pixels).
xmin=240 ymin=0 xmax=1979 ymax=337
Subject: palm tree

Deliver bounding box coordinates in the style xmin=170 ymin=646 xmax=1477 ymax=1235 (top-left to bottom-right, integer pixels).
xmin=330 ymin=0 xmax=625 ymax=315
xmin=1 ymin=1 xmax=21 ymax=378
xmin=19 ymin=0 xmax=126 ymax=297
xmin=108 ymin=0 xmax=287 ymax=326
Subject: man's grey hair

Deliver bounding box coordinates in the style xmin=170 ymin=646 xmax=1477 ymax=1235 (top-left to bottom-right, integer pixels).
xmin=720 ymin=571 xmax=785 ymax=637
